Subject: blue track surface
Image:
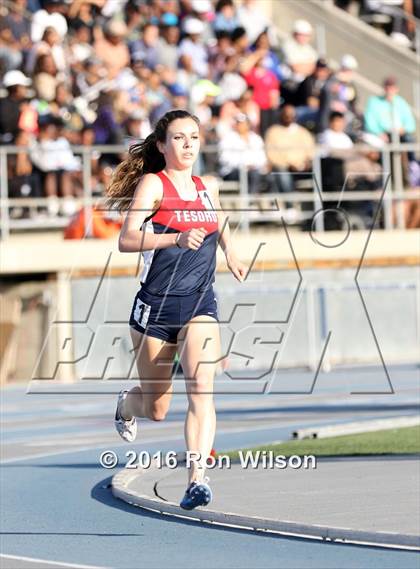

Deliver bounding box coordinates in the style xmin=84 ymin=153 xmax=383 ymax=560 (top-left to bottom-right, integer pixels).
xmin=1 ymin=365 xmax=419 ymax=568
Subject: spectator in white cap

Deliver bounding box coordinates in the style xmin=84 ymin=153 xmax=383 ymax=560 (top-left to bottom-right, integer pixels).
xmin=2 ymin=69 xmax=31 ymax=88
xmin=94 ymin=20 xmax=130 ymax=79
xmin=0 ymin=70 xmax=32 ymax=143
xmin=192 ymin=0 xmax=214 ymax=44
xmin=340 ymin=54 xmax=358 ymax=72
xmin=179 ymin=17 xmax=209 ymax=77
xmin=281 ymin=19 xmax=318 ymax=81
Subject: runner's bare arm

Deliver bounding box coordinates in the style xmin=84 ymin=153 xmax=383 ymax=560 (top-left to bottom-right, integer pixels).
xmin=202 ymin=175 xmax=235 ymax=258
xmin=118 ymin=173 xmax=178 ymax=252
xmin=202 ymin=175 xmax=248 ymax=282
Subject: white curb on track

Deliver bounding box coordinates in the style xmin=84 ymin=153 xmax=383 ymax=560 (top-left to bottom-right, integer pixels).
xmin=111 ymin=469 xmax=420 ymax=551
xmin=293 ymin=415 xmax=420 ymax=439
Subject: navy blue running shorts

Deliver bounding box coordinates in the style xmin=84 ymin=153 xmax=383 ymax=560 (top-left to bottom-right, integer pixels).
xmin=129 ymin=286 xmax=219 ymax=344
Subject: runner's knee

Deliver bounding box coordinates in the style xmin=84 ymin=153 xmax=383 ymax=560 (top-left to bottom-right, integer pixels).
xmin=188 ymin=373 xmax=214 ymax=395
xmin=145 ymin=400 xmax=169 ymax=421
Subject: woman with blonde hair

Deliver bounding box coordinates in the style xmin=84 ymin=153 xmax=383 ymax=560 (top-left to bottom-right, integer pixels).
xmin=106 ymin=109 xmax=246 ymax=510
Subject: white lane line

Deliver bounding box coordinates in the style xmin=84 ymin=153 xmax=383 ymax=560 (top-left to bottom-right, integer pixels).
xmin=5 ymin=428 xmax=118 ymax=442
xmin=0 ymin=421 xmax=294 ymax=465
xmin=1 ymin=418 xmax=164 ymax=434
xmin=0 ymin=435 xmax=184 ymax=465
xmin=5 ymin=412 xmax=396 ymax=466
xmin=25 ymin=438 xmax=119 ymax=448
xmin=0 ymin=553 xmax=108 ymax=569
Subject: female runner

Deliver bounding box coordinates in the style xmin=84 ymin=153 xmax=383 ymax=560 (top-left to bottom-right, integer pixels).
xmin=106 ymin=109 xmax=246 ymax=510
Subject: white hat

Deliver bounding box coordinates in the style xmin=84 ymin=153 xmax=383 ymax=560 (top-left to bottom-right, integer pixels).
xmin=340 ymin=54 xmax=358 ymax=70
xmin=183 ymin=17 xmax=204 ymax=35
xmin=3 ymin=70 xmax=32 ymax=88
xmin=293 ymin=19 xmax=312 ymax=35
xmin=192 ymin=0 xmax=212 ymax=13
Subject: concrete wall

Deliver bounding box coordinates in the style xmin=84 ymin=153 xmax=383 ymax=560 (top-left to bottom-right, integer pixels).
xmin=2 ymin=226 xmax=419 ymax=383
xmin=2 ymin=229 xmax=420 ymax=274
xmin=64 ymin=266 xmax=419 ymax=382
xmin=3 ymin=265 xmax=418 ymax=384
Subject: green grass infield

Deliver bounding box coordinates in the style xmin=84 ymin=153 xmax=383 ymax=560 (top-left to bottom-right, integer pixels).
xmin=220 ymin=425 xmax=420 ymax=459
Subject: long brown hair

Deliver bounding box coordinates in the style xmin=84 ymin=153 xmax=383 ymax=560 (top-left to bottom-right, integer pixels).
xmin=105 ymin=109 xmax=200 ymax=212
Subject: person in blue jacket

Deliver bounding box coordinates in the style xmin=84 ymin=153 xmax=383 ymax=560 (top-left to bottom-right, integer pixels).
xmin=364 ymin=76 xmax=417 ymax=161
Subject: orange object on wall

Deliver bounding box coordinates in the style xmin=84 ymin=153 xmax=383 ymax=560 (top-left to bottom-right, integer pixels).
xmin=64 ymin=206 xmax=123 ymax=239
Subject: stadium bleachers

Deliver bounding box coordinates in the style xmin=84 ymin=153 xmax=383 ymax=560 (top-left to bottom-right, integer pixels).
xmin=0 ymin=0 xmax=418 ymax=235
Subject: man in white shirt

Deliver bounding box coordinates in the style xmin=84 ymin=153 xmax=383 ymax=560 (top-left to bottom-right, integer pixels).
xmin=218 ymin=113 xmax=267 ymax=194
xmin=318 ymin=111 xmax=354 ymax=152
xmin=282 ymin=20 xmax=318 ymax=81
xmin=178 ymin=18 xmax=209 ymax=77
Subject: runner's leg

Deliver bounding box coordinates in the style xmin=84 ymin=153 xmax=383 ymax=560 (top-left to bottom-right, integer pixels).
xmin=120 ymin=328 xmax=178 ymax=421
xmin=178 ymin=315 xmax=221 ymax=484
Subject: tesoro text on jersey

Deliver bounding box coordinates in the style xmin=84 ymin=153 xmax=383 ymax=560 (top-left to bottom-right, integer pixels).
xmin=174 ymin=209 xmax=218 ymax=223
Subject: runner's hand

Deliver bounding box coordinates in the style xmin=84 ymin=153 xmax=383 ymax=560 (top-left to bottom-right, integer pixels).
xmin=177 ymin=227 xmax=207 ymax=250
xmin=226 ymin=253 xmax=247 ymax=282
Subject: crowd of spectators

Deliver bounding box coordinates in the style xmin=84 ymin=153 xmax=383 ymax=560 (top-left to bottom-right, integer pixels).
xmin=0 ymin=0 xmax=417 ymax=227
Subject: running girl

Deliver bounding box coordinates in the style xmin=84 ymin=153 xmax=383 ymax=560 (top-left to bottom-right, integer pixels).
xmin=106 ymin=109 xmax=246 ymax=509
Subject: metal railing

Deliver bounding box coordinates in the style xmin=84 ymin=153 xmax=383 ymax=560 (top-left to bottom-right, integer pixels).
xmin=0 ymin=142 xmax=419 ymax=238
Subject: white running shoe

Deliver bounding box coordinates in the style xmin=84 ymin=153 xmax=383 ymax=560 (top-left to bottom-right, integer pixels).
xmin=114 ymin=390 xmax=137 ymax=442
